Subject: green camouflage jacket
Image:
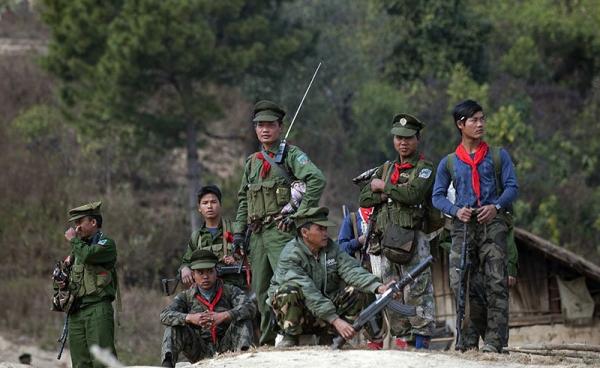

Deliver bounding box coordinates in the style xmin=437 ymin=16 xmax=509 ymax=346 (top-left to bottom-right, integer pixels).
xmin=69 ymin=231 xmax=117 ymax=307
xmin=359 ymin=151 xmax=435 ymax=231
xmin=160 ymin=281 xmax=256 ymax=339
xmin=180 ymin=218 xmax=234 ymax=270
xmin=234 ymin=143 xmax=326 ymax=233
xmin=268 ymin=237 xmax=382 ymax=323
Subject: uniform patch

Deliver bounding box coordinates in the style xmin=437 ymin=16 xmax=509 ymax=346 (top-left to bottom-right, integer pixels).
xmin=296 ymin=153 xmax=309 ymax=165
xmin=418 ymin=168 xmax=432 ymax=179
xmin=98 ymin=239 xmax=108 ymax=246
xmin=326 ymin=258 xmax=337 ymax=267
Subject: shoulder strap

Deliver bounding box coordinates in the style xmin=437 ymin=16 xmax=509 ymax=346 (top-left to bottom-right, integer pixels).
xmin=381 ymin=161 xmax=392 ymax=183
xmin=446 ymin=153 xmax=456 ymax=186
xmin=261 ymin=150 xmax=293 ymax=183
xmin=349 ymin=212 xmax=359 ymax=239
xmin=491 ymin=146 xmax=503 ymax=196
xmin=221 ymin=218 xmax=231 ymax=256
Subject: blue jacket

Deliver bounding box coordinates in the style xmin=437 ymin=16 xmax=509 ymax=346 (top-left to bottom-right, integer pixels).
xmin=337 ymin=215 xmax=365 ymax=255
xmin=432 ymin=148 xmax=518 ymax=216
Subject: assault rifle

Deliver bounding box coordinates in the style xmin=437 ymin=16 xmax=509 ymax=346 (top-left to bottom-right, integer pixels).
xmin=274 ymin=62 xmax=322 ymax=164
xmin=331 ymin=255 xmax=433 ymax=349
xmin=455 ymin=222 xmax=470 ymax=351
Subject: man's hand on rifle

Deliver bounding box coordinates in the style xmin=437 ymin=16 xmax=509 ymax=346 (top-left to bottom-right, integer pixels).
xmin=376 ymin=280 xmax=397 ymax=295
xmin=370 ymin=178 xmax=386 ymax=193
xmin=275 ymin=214 xmax=293 ymax=232
xmin=332 ymin=318 xmax=356 ymax=340
xmin=222 ymin=256 xmax=236 ymax=265
xmin=476 ymin=204 xmax=497 ymax=224
xmin=456 ymin=207 xmax=475 ymax=223
xmin=181 ymin=266 xmax=194 ymax=287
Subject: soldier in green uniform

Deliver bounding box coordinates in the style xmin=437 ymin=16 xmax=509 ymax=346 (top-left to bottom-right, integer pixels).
xmin=180 ymin=185 xmax=246 ymax=289
xmin=233 ymin=100 xmax=326 ymax=345
xmin=268 ymin=207 xmax=393 ymax=347
xmin=359 ymin=114 xmax=436 ymax=349
xmin=160 ymin=250 xmax=256 ymax=367
xmin=60 ymin=201 xmax=118 ymax=368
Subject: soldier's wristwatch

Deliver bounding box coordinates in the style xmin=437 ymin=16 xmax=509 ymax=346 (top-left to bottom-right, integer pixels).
xmin=494 ymin=203 xmax=502 ymax=211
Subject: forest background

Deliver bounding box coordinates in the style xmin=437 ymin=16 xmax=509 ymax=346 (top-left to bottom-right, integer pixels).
xmin=1 ymin=0 xmax=599 ymax=365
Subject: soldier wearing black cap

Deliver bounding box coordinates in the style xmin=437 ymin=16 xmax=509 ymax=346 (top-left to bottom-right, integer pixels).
xmin=59 ymin=201 xmax=118 ymax=367
xmin=160 ymin=250 xmax=256 ymax=367
xmin=359 ymin=113 xmax=436 ymax=349
xmin=233 ymin=100 xmax=326 ymax=345
xmin=180 ymin=185 xmax=245 ymax=289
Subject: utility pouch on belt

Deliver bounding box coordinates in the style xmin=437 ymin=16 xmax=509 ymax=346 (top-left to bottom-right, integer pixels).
xmin=381 ymin=223 xmax=416 ymax=264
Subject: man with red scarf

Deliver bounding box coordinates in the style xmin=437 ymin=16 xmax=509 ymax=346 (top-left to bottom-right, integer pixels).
xmin=233 ymin=100 xmax=326 ymax=345
xmin=359 ymin=113 xmax=436 ymax=350
xmin=160 ymin=250 xmax=256 ymax=367
xmin=432 ymin=100 xmax=518 ymax=354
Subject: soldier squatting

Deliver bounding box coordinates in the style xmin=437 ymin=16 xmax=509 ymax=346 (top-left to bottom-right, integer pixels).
xmin=53 ymin=96 xmax=518 ymax=367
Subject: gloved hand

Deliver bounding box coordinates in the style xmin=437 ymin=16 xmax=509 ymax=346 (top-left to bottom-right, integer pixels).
xmin=233 ymin=232 xmax=245 ymax=255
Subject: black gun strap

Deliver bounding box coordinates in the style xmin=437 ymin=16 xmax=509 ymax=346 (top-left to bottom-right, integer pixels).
xmin=261 ymin=149 xmax=293 ymax=184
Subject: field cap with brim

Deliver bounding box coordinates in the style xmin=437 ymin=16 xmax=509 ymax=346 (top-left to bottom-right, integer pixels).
xmin=390 ymin=113 xmax=425 ymax=137
xmin=292 ymin=206 xmax=336 ymax=228
xmin=252 ymin=100 xmax=286 ymax=122
xmin=68 ymin=201 xmax=102 ymax=222
xmin=197 ymin=184 xmax=222 ymax=203
xmin=189 ymin=249 xmax=219 ymax=270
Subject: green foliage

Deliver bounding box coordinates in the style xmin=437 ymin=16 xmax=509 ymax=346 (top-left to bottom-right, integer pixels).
xmin=446 ymin=64 xmax=489 ymax=111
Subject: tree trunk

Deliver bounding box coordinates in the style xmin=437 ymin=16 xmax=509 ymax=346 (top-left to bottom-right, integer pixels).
xmin=180 ymin=80 xmax=201 ymax=232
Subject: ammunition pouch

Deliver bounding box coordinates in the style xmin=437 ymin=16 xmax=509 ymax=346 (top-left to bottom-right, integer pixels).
xmin=71 ymin=263 xmax=113 ymax=298
xmin=381 ymin=224 xmax=417 ymax=264
xmin=247 ymin=180 xmax=289 ymax=221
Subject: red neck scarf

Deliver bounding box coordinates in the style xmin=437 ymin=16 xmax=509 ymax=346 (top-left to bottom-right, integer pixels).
xmin=194 ymin=285 xmax=224 ymax=344
xmin=455 ymin=141 xmax=489 ymax=206
xmin=255 ymin=151 xmax=274 ymax=178
xmin=358 ymin=207 xmax=373 ymax=223
xmin=390 ymin=154 xmax=424 ymax=185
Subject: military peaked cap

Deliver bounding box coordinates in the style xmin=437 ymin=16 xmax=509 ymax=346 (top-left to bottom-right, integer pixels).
xmin=291 ymin=206 xmax=336 ymax=228
xmin=189 ymin=249 xmax=219 ymax=270
xmin=390 ymin=113 xmax=425 ymax=137
xmin=253 ymin=100 xmax=286 ymax=122
xmin=68 ymin=201 xmax=102 ymax=222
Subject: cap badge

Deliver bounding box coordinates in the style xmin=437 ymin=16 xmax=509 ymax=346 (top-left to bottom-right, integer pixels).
xmin=400 ymin=118 xmax=407 ymax=126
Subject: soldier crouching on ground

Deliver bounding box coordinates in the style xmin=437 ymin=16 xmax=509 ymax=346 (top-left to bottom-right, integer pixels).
xmin=268 ymin=207 xmax=393 ymax=347
xmin=160 ymin=250 xmax=256 ymax=367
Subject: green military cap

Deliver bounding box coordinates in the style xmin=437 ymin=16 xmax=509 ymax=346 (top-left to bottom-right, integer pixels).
xmin=390 ymin=113 xmax=425 ymax=137
xmin=68 ymin=201 xmax=102 ymax=222
xmin=189 ymin=249 xmax=219 ymax=270
xmin=252 ymin=100 xmax=286 ymax=122
xmin=292 ymin=206 xmax=336 ymax=228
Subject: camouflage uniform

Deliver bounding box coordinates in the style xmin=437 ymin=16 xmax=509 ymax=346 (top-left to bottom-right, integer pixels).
xmin=181 ymin=218 xmax=246 ymax=289
xmin=448 ymin=216 xmax=509 ymax=350
xmin=359 ymin=115 xmax=436 ymax=339
xmin=234 ymin=100 xmax=326 ymax=345
xmin=160 ymin=280 xmax=256 ymax=363
xmin=268 ymin=221 xmax=383 ymax=340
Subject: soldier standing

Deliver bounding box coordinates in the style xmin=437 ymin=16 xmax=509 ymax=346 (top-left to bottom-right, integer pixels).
xmin=432 ymin=99 xmax=518 ymax=353
xmin=359 ymin=114 xmax=436 ymax=349
xmin=233 ymin=100 xmax=326 ymax=345
xmin=268 ymin=207 xmax=392 ymax=347
xmin=160 ymin=250 xmax=256 ymax=367
xmin=60 ymin=201 xmax=118 ymax=368
xmin=180 ymin=185 xmax=246 ymax=289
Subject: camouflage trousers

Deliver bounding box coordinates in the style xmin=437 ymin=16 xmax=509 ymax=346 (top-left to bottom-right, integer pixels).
xmin=370 ymin=230 xmax=435 ymax=337
xmin=271 ymin=284 xmax=378 ymax=340
xmin=449 ymin=215 xmax=509 ymax=350
xmin=160 ymin=319 xmax=253 ymax=363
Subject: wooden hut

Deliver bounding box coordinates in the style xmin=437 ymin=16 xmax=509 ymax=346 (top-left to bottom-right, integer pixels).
xmin=431 ymin=227 xmax=600 ymax=346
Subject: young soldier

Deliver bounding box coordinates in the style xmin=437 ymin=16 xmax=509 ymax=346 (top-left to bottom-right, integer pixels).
xmin=432 ymin=99 xmax=518 ymax=353
xmin=59 ymin=201 xmax=118 ymax=368
xmin=358 ymin=114 xmax=435 ymax=349
xmin=160 ymin=250 xmax=256 ymax=367
xmin=180 ymin=185 xmax=246 ymax=289
xmin=233 ymin=100 xmax=326 ymax=345
xmin=268 ymin=207 xmax=392 ymax=347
